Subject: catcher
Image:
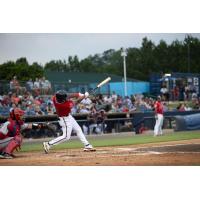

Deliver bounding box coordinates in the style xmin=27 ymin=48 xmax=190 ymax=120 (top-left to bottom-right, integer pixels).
xmin=0 ymin=108 xmax=45 ymax=159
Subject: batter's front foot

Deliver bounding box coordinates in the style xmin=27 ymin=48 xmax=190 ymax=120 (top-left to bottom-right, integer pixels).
xmin=83 ymin=144 xmax=96 ymax=152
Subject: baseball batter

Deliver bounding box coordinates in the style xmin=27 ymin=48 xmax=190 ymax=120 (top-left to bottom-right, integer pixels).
xmin=154 ymin=96 xmax=164 ymax=136
xmin=0 ymin=108 xmax=43 ymax=159
xmin=43 ymin=90 xmax=96 ymax=153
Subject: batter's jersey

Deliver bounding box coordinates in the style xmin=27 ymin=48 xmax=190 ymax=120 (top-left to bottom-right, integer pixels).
xmin=154 ymin=101 xmax=164 ymax=115
xmin=52 ymin=93 xmax=80 ymax=117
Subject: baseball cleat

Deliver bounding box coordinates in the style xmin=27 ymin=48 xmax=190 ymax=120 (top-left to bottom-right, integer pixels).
xmin=0 ymin=152 xmax=13 ymax=159
xmin=0 ymin=153 xmax=5 ymax=159
xmin=83 ymin=144 xmax=96 ymax=152
xmin=43 ymin=142 xmax=50 ymax=154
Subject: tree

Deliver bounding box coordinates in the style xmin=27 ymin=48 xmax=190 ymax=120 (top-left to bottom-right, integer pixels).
xmin=0 ymin=58 xmax=44 ymax=81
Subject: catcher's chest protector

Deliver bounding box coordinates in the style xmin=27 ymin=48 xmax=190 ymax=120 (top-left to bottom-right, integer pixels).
xmin=7 ymin=119 xmax=23 ymax=137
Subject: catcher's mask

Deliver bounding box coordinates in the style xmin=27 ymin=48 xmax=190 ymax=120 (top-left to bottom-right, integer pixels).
xmin=10 ymin=108 xmax=25 ymax=121
xmin=56 ymin=90 xmax=67 ymax=103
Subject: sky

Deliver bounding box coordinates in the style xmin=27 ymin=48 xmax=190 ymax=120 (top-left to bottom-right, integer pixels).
xmin=0 ymin=33 xmax=200 ymax=66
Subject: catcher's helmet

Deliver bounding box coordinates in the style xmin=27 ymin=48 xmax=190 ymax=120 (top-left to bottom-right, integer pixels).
xmin=10 ymin=108 xmax=25 ymax=121
xmin=56 ymin=90 xmax=67 ymax=103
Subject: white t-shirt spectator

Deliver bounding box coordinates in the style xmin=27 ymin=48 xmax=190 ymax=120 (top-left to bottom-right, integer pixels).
xmin=160 ymin=87 xmax=168 ymax=94
xmin=104 ymin=95 xmax=112 ymax=104
xmin=33 ymin=79 xmax=40 ymax=89
xmin=80 ymin=97 xmax=92 ymax=105
xmin=111 ymin=92 xmax=118 ymax=101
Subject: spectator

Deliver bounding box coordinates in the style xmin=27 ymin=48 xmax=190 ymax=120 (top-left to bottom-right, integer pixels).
xmin=25 ymin=102 xmax=36 ymax=116
xmin=111 ymin=91 xmax=118 ymax=102
xmin=79 ymin=104 xmax=91 ymax=114
xmin=123 ymin=96 xmax=132 ymax=108
xmin=80 ymin=95 xmax=92 ymax=106
xmin=26 ymin=78 xmax=34 ymax=92
xmin=40 ymin=77 xmax=52 ymax=95
xmin=184 ymin=85 xmax=190 ymax=101
xmin=104 ymin=95 xmax=112 ymax=104
xmin=33 ymin=78 xmax=40 ymax=96
xmin=10 ymin=76 xmax=21 ymax=94
xmin=34 ymin=105 xmax=45 ymax=115
xmin=172 ymin=86 xmax=179 ymax=101
xmin=177 ymin=103 xmax=186 ymax=111
xmin=192 ymin=99 xmax=200 ymax=110
xmin=160 ymin=85 xmax=169 ymax=101
xmin=11 ymin=93 xmax=21 ymax=106
xmin=96 ymin=109 xmax=107 ymax=134
xmin=45 ymin=102 xmax=55 ymax=115
xmin=87 ymin=111 xmax=99 ymax=134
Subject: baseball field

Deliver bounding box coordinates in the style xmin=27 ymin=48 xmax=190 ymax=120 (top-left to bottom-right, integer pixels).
xmin=1 ymin=130 xmax=200 ymax=166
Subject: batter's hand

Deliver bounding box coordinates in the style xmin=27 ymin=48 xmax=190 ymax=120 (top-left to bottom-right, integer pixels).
xmin=84 ymin=92 xmax=89 ymax=98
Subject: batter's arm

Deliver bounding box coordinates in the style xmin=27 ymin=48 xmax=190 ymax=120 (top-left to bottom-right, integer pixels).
xmin=68 ymin=92 xmax=89 ymax=102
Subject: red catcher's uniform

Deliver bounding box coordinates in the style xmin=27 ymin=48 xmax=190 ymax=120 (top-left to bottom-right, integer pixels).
xmin=154 ymin=100 xmax=164 ymax=136
xmin=0 ymin=118 xmax=24 ymax=154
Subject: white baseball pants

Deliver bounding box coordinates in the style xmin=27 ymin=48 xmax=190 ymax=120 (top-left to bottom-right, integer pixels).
xmin=154 ymin=114 xmax=164 ymax=136
xmin=48 ymin=114 xmax=90 ymax=146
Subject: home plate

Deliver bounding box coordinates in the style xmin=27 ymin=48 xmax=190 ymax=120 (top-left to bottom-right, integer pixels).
xmin=116 ymin=148 xmax=137 ymax=151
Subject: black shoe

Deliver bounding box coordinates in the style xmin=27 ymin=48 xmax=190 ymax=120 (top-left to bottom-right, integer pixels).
xmin=0 ymin=152 xmax=13 ymax=159
xmin=0 ymin=152 xmax=4 ymax=159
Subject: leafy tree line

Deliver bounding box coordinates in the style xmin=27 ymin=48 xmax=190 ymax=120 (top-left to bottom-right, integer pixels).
xmin=1 ymin=35 xmax=200 ymax=81
xmin=0 ymin=57 xmax=44 ymax=81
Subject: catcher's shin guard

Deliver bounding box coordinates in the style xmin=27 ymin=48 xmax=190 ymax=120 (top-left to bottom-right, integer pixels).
xmin=3 ymin=135 xmax=23 ymax=155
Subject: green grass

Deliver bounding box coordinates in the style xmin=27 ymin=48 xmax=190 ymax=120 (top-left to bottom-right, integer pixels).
xmin=21 ymin=131 xmax=200 ymax=152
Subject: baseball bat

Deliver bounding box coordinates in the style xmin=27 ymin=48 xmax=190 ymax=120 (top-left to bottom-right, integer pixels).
xmin=90 ymin=77 xmax=111 ymax=94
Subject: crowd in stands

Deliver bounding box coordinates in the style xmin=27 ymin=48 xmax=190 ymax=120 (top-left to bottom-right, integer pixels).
xmin=1 ymin=76 xmax=200 ymax=135
xmin=160 ymin=83 xmax=198 ymax=102
xmin=9 ymin=76 xmax=52 ymax=96
xmin=1 ymin=88 xmax=200 ymax=118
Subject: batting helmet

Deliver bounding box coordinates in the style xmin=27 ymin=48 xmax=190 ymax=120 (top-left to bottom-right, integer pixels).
xmin=10 ymin=108 xmax=25 ymax=121
xmin=56 ymin=90 xmax=67 ymax=103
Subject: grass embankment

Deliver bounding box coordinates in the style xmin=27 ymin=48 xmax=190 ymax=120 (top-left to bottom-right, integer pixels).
xmin=21 ymin=131 xmax=200 ymax=152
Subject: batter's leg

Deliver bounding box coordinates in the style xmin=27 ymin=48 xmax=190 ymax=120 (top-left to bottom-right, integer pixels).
xmin=71 ymin=115 xmax=90 ymax=146
xmin=43 ymin=117 xmax=72 ymax=153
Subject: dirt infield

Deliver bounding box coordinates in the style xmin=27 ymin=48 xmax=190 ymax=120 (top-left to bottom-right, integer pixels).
xmin=1 ymin=138 xmax=200 ymax=166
